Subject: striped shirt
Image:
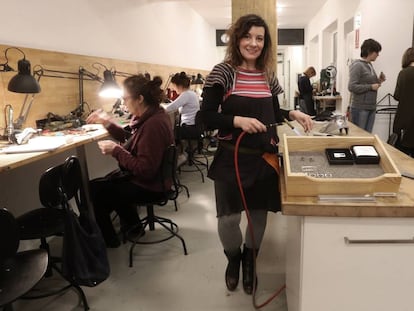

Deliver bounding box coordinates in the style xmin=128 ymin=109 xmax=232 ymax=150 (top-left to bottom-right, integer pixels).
xmin=230 ymin=69 xmax=272 ymax=98
xmin=204 ymin=62 xmax=283 ymax=99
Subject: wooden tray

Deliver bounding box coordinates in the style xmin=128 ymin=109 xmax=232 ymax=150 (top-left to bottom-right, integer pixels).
xmin=282 ymin=135 xmax=402 ymax=196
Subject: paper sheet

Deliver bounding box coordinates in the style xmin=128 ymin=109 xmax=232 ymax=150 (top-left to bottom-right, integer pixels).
xmin=0 ymin=136 xmax=67 ymax=154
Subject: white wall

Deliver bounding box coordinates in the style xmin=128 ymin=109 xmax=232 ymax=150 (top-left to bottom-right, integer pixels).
xmin=307 ymin=0 xmax=360 ymax=113
xmin=356 ymin=0 xmax=413 ymax=98
xmin=305 ymin=0 xmax=414 ymax=141
xmin=278 ymin=46 xmax=305 ymax=109
xmin=0 ymin=0 xmax=222 ymax=71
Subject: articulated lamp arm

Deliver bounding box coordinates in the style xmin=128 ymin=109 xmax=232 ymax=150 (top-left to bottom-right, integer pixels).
xmin=13 ymin=66 xmax=82 ymax=129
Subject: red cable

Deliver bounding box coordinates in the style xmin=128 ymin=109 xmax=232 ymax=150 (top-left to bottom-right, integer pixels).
xmin=233 ymin=131 xmax=286 ymax=309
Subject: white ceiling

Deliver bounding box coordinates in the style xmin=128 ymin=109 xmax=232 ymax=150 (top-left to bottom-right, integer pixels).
xmin=165 ymin=0 xmax=329 ymax=29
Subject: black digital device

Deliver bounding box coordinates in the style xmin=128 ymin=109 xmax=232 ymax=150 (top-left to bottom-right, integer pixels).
xmin=325 ymin=148 xmax=354 ymax=165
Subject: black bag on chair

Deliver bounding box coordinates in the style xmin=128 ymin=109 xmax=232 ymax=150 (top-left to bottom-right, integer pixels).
xmin=62 ymin=207 xmax=110 ymax=287
xmin=60 ymin=155 xmax=110 ymax=287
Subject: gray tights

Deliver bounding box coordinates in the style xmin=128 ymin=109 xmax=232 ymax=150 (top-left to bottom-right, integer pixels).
xmin=217 ymin=209 xmax=267 ymax=254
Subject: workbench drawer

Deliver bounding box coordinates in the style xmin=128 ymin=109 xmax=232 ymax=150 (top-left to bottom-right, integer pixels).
xmin=289 ymin=216 xmax=414 ymax=311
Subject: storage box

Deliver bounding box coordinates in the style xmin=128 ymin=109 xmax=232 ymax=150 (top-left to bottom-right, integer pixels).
xmin=282 ymin=135 xmax=401 ymax=196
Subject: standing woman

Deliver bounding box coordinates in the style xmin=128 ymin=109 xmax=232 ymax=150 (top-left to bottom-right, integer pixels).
xmin=298 ymin=66 xmax=317 ymax=115
xmin=200 ymin=14 xmax=312 ymax=294
xmin=87 ymin=75 xmax=174 ymax=248
xmin=348 ymin=38 xmax=386 ymax=132
xmin=393 ymin=47 xmax=414 ymax=157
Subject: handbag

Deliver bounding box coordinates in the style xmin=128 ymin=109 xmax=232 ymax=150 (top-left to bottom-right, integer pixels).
xmin=61 ymin=205 xmax=110 ymax=287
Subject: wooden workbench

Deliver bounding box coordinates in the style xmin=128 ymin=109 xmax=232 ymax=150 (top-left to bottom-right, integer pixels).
xmin=278 ymin=120 xmax=414 ymax=311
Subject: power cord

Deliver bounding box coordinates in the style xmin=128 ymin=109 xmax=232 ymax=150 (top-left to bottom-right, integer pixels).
xmin=233 ymin=130 xmax=286 ymax=309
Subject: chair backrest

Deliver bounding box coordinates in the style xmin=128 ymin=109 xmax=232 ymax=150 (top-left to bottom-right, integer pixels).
xmin=61 ymin=156 xmax=85 ymax=212
xmin=39 ymin=155 xmax=85 ymax=213
xmin=158 ymin=145 xmax=180 ymax=203
xmin=194 ymin=110 xmax=206 ymax=134
xmin=0 ymin=208 xmax=19 ymax=262
xmin=39 ymin=164 xmax=65 ymax=209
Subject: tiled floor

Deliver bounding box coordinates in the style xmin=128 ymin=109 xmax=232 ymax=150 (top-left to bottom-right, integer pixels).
xmin=14 ymin=159 xmax=289 ymax=311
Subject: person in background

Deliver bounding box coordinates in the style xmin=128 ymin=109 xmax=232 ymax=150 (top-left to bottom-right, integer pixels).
xmin=392 ymin=47 xmax=414 ymax=157
xmin=163 ymin=72 xmax=200 ymax=162
xmin=298 ymin=66 xmax=317 ymax=115
xmin=200 ymin=14 xmax=313 ymax=295
xmin=86 ymin=74 xmax=174 ymax=248
xmin=348 ymin=38 xmax=386 ymax=132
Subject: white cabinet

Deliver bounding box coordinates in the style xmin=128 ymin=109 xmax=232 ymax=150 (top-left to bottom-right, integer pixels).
xmin=286 ymin=216 xmax=414 ymax=311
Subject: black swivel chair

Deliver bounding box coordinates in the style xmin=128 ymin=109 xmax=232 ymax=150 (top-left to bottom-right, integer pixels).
xmin=0 ymin=208 xmax=48 ymax=311
xmin=125 ymin=145 xmax=188 ymax=267
xmin=177 ymin=111 xmax=209 ymax=182
xmin=15 ymin=156 xmax=89 ymax=310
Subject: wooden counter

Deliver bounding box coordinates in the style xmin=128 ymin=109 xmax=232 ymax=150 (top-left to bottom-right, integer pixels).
xmin=0 ymin=127 xmax=108 ymax=173
xmin=281 ymin=120 xmax=414 ymax=311
xmin=278 ymin=121 xmax=414 ymax=217
xmin=0 ymin=127 xmax=111 ymax=218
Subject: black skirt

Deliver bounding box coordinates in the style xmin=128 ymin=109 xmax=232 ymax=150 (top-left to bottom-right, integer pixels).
xmin=213 ymin=171 xmax=281 ymax=217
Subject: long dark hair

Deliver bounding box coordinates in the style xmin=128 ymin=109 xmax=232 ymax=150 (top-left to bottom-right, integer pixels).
xmin=224 ymin=14 xmax=274 ymax=75
xmin=401 ymin=47 xmax=414 ymax=68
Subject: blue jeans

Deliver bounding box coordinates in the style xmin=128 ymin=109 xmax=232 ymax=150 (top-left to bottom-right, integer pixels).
xmin=350 ymin=107 xmax=376 ymax=133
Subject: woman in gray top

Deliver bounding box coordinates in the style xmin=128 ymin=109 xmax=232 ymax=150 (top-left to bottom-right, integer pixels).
xmin=348 ymin=38 xmax=386 ymax=132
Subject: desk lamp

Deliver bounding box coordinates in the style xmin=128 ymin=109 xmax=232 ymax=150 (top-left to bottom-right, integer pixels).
xmin=78 ymin=65 xmax=107 ymax=117
xmin=32 ymin=65 xmax=119 ymax=122
xmin=0 ymin=47 xmax=40 ymax=139
xmin=0 ymin=47 xmax=41 ymax=94
xmin=90 ymin=63 xmax=122 ymax=99
xmin=191 ymin=73 xmax=204 ymax=85
xmin=191 ymin=73 xmax=204 ymax=98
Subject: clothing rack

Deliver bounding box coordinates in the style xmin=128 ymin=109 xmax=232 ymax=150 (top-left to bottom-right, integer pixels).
xmin=375 ymin=93 xmax=398 ymax=138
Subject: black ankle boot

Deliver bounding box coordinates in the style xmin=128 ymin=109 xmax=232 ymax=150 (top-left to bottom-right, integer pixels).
xmin=224 ymin=248 xmax=242 ymax=291
xmin=242 ymin=244 xmax=258 ymax=295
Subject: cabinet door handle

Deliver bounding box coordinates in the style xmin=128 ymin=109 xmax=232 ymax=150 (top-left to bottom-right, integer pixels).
xmin=344 ymin=237 xmax=414 ymax=244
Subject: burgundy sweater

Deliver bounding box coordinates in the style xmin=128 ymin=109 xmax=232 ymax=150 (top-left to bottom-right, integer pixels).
xmin=106 ymin=107 xmax=174 ymax=192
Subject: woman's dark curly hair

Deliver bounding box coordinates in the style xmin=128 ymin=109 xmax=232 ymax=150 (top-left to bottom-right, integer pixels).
xmin=224 ymin=14 xmax=274 ymax=75
xmin=171 ymin=71 xmax=190 ymax=88
xmin=123 ymin=74 xmax=164 ymax=107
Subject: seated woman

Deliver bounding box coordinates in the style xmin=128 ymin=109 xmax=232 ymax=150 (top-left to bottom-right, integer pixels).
xmin=87 ymin=74 xmax=174 ymax=248
xmin=163 ymin=72 xmax=201 ymax=157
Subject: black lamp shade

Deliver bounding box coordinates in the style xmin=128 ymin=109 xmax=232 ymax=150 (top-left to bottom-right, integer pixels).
xmin=191 ymin=73 xmax=204 ymax=85
xmin=99 ymin=70 xmax=122 ymax=98
xmin=7 ymin=58 xmax=41 ymax=93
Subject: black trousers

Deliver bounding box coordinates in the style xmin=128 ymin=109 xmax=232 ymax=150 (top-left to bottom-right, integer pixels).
xmin=175 ymin=124 xmax=202 ymax=154
xmin=89 ymin=177 xmax=164 ymax=243
xmin=299 ymin=94 xmax=316 ymax=116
